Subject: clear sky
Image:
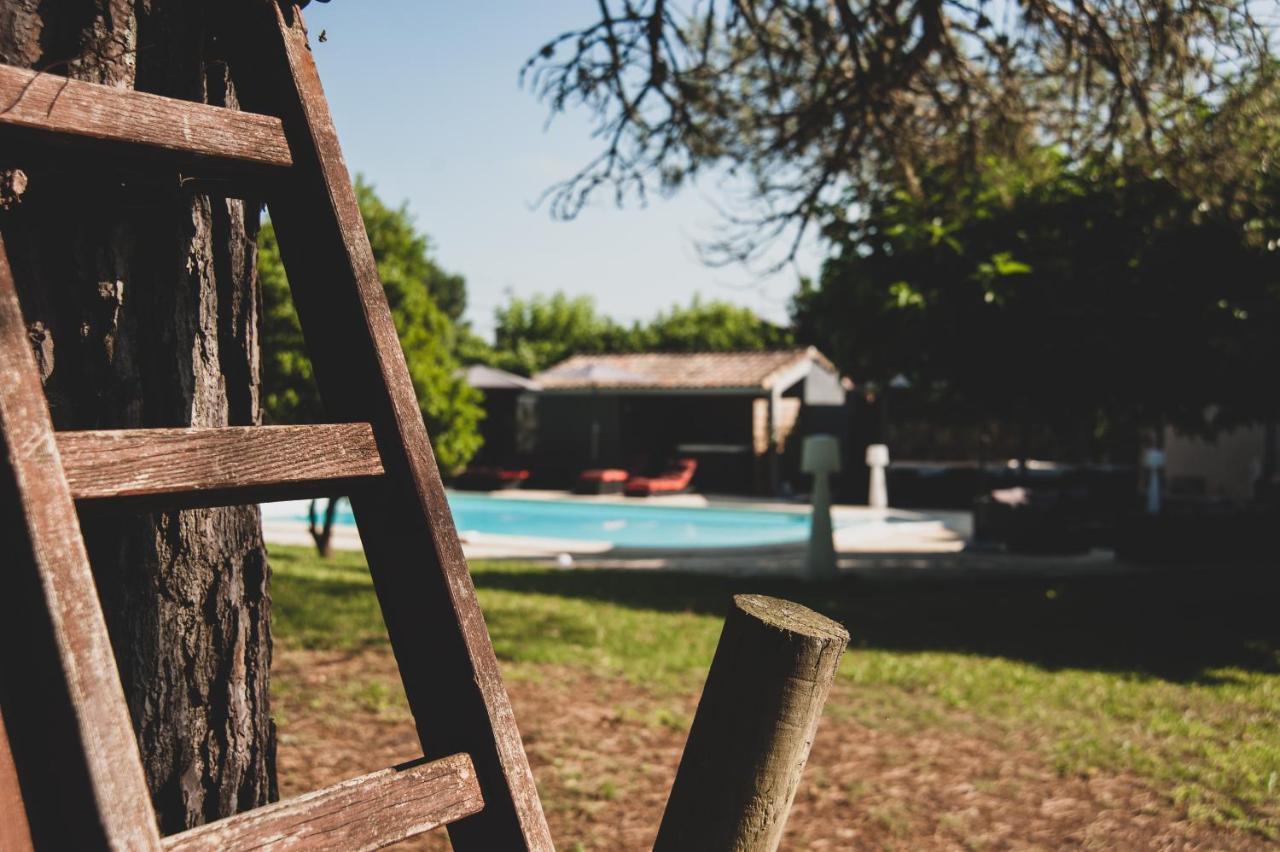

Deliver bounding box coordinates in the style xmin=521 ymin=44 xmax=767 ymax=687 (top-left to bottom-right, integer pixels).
xmin=302 ymin=1 xmax=820 ymax=340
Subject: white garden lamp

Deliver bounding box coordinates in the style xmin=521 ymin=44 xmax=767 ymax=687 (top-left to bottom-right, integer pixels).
xmin=802 ymin=434 xmax=841 ymax=580
xmin=866 ymin=443 xmax=890 ymax=510
xmin=1143 ymin=447 xmax=1165 ymax=515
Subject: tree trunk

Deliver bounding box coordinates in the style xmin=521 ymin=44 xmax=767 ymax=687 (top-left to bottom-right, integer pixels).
xmin=308 ymin=496 xmax=338 ymax=558
xmin=0 ymin=0 xmax=275 ymax=834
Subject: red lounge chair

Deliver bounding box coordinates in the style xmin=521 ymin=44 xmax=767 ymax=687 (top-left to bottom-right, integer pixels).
xmin=456 ymin=465 xmax=530 ymax=490
xmin=575 ymin=467 xmax=630 ymax=495
xmin=624 ymin=459 xmax=698 ymax=497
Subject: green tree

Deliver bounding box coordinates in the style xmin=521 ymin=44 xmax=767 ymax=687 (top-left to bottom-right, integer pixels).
xmin=356 ymin=179 xmax=469 ymax=323
xmin=792 ymin=151 xmax=1280 ymax=450
xmin=479 ymin=292 xmax=794 ymax=375
xmin=486 ymin=292 xmax=633 ymax=375
xmin=636 ymin=296 xmax=793 ymax=352
xmin=260 ymin=176 xmax=483 ymax=474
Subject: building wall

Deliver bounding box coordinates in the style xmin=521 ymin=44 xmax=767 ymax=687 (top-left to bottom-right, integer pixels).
xmin=803 ymin=365 xmax=847 ymax=405
xmin=624 ymin=395 xmax=757 ymax=493
xmin=775 ymin=397 xmax=802 ymax=452
xmin=751 ymin=398 xmax=770 ymax=455
xmin=474 ymin=389 xmax=520 ymax=464
xmin=534 ymin=394 xmax=622 ymax=485
xmin=533 ymin=389 xmax=852 ymax=495
xmin=535 ymin=393 xmax=760 ymax=491
xmin=618 ymin=395 xmax=756 ymax=459
xmin=1164 ymin=424 xmax=1269 ymax=502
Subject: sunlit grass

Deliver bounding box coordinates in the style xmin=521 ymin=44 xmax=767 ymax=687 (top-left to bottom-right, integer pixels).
xmin=268 ymin=544 xmax=1280 ymax=839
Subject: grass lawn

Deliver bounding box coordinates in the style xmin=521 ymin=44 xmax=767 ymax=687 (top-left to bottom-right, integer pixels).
xmin=268 ymin=545 xmax=1279 ymax=847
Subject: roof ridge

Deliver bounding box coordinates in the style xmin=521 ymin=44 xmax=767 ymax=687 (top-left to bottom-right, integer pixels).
xmin=549 ymin=347 xmax=809 ymax=358
xmin=533 ymin=346 xmax=837 ymax=391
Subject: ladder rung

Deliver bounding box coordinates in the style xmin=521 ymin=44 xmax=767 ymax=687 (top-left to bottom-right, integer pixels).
xmin=57 ymin=424 xmax=383 ymax=508
xmin=161 ymin=753 xmax=483 ymax=852
xmin=0 ymin=63 xmax=292 ymax=174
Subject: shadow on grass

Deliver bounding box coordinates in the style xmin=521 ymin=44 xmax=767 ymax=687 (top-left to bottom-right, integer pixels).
xmin=471 ymin=563 xmax=1280 ymax=684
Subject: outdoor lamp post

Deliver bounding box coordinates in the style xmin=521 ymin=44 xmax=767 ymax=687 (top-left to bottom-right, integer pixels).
xmin=1143 ymin=447 xmax=1165 ymax=515
xmin=866 ymin=443 xmax=890 ymax=510
xmin=802 ymin=434 xmax=841 ymax=580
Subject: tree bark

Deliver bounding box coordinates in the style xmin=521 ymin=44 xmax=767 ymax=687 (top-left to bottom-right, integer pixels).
xmin=0 ymin=0 xmax=275 ymax=834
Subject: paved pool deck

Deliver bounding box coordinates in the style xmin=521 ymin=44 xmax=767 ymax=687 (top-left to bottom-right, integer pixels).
xmin=262 ymin=491 xmax=1142 ymax=580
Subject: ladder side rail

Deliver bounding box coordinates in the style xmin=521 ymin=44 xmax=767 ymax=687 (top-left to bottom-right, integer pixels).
xmin=228 ymin=3 xmax=553 ymax=849
xmin=0 ymin=236 xmax=162 ymax=850
xmin=0 ymin=708 xmax=34 ymax=852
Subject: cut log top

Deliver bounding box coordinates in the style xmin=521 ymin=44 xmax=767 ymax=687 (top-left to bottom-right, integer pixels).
xmin=733 ymin=594 xmax=851 ymax=643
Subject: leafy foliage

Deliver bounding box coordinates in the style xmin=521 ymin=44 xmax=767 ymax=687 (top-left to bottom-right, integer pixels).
xmin=260 ymin=222 xmax=315 ymax=422
xmin=354 ymin=179 xmax=468 ymax=323
xmin=476 ymin=292 xmax=793 ymax=375
xmin=487 ymin=293 xmax=635 ymax=377
xmin=639 ymin=298 xmax=795 ymax=352
xmin=791 ymin=151 xmax=1280 ymax=444
xmin=260 ymin=177 xmax=483 ymax=474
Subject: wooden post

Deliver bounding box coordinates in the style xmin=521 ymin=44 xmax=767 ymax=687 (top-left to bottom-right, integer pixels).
xmin=655 ymin=595 xmax=849 ymax=852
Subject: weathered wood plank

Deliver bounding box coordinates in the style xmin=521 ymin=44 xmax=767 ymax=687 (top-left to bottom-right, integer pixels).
xmin=0 ymin=236 xmax=162 ymax=848
xmin=162 ymin=753 xmax=483 ymax=852
xmin=58 ymin=423 xmax=384 ymax=507
xmin=655 ymin=595 xmax=850 ymax=852
xmin=0 ymin=62 xmax=292 ymax=173
xmin=229 ymin=3 xmax=554 ymax=849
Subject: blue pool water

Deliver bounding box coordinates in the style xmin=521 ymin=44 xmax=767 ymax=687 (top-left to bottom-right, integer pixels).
xmin=300 ymin=493 xmax=833 ymax=549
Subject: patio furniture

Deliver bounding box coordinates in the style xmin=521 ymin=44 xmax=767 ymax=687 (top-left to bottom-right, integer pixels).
xmin=455 ymin=465 xmax=531 ymax=491
xmin=575 ymin=467 xmax=630 ymax=494
xmin=625 ymin=458 xmax=698 ymax=496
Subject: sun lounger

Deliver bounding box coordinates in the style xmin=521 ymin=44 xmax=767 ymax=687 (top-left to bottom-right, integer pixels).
xmin=575 ymin=467 xmax=630 ymax=494
xmin=624 ymin=458 xmax=698 ymax=497
xmin=456 ymin=465 xmax=531 ymax=491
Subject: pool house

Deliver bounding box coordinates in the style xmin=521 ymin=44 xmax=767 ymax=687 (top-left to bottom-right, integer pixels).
xmin=529 ymin=348 xmax=849 ymax=495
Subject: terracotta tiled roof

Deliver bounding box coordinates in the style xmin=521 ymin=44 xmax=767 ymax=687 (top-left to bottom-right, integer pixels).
xmin=534 ymin=347 xmax=837 ymax=391
xmin=461 ymin=364 xmax=541 ymax=391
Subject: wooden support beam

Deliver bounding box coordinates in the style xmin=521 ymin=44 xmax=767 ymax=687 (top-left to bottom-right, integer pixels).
xmin=58 ymin=424 xmax=383 ymax=509
xmin=655 ymin=595 xmax=849 ymax=852
xmin=0 ymin=63 xmax=292 ymax=176
xmin=162 ymin=753 xmax=483 ymax=852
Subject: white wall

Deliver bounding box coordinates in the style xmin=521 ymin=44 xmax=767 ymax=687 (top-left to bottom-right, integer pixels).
xmin=1163 ymin=425 xmax=1267 ymax=502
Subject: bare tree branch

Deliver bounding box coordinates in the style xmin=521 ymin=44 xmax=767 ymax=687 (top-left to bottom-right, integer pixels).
xmin=525 ymin=0 xmax=1276 ymax=267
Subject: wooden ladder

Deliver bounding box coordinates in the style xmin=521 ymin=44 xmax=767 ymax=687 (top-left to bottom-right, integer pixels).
xmin=0 ymin=1 xmax=552 ymax=849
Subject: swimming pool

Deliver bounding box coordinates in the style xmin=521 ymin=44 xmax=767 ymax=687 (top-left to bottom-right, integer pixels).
xmin=279 ymin=493 xmax=834 ymax=549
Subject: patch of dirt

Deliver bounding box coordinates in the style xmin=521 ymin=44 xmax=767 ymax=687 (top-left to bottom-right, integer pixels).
xmin=272 ymin=649 xmax=1267 ymax=850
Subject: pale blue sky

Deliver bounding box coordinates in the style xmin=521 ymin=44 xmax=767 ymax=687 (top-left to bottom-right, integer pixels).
xmin=302 ymin=1 xmax=820 ymax=340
